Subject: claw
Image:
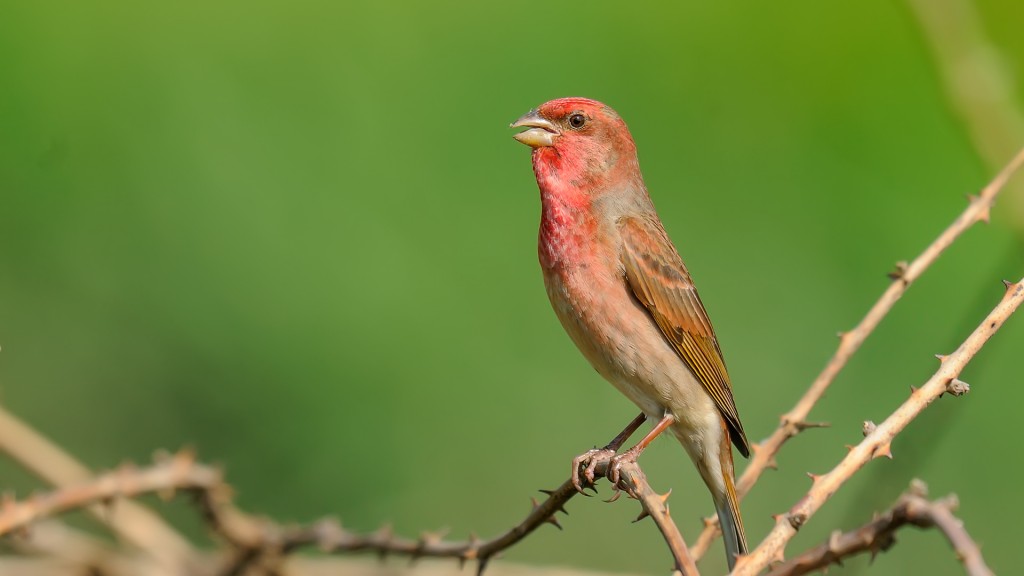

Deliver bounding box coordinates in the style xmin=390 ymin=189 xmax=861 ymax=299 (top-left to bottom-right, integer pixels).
xmin=606 ymin=445 xmax=642 ymax=488
xmin=571 ymin=447 xmax=616 ymax=493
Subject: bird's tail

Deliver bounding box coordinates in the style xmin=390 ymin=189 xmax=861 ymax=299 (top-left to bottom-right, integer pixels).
xmin=701 ymin=416 xmax=747 ymax=571
xmin=714 ymin=463 xmax=747 ymax=571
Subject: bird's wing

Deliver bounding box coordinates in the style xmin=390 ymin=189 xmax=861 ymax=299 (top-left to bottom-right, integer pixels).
xmin=618 ymin=215 xmax=749 ymax=456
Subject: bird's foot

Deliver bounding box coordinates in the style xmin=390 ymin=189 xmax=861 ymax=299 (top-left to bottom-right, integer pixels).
xmin=571 ymin=448 xmax=617 ymax=493
xmin=606 ymin=445 xmax=643 ymax=488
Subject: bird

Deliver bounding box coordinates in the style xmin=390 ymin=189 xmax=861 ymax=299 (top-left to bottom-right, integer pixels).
xmin=510 ymin=97 xmax=750 ymax=569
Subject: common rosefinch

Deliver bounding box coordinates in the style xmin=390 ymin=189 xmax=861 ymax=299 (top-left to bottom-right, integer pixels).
xmin=511 ymin=97 xmax=749 ymax=568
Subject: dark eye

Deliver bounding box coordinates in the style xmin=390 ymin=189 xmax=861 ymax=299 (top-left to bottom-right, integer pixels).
xmin=568 ymin=113 xmax=586 ymax=129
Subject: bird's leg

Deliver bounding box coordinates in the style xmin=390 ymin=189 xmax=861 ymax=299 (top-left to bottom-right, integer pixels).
xmin=607 ymin=412 xmax=675 ymax=487
xmin=571 ymin=412 xmax=647 ymax=493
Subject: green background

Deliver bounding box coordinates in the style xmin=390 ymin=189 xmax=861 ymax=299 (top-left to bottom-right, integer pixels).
xmin=2 ymin=1 xmax=1022 ymax=574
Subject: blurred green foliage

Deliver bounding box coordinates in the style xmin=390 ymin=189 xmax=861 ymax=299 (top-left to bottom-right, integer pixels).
xmin=1 ymin=1 xmax=1023 ymax=574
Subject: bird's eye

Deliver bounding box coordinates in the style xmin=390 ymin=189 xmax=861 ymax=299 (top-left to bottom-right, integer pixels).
xmin=568 ymin=113 xmax=587 ymax=129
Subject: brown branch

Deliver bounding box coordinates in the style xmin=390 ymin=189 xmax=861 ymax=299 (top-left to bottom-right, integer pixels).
xmin=5 ymin=519 xmax=114 ymax=566
xmin=0 ymin=449 xmax=222 ymax=539
xmin=767 ymin=480 xmax=993 ymax=576
xmin=0 ymin=406 xmax=197 ymax=571
xmin=732 ymin=277 xmax=1023 ymax=575
xmin=584 ymin=457 xmax=699 ymax=576
xmin=0 ymin=557 xmax=653 ymax=576
xmin=0 ymin=423 xmax=696 ymax=576
xmin=621 ymin=464 xmax=699 ymax=576
xmin=692 ymin=146 xmax=1024 ymax=560
xmin=212 ymin=418 xmax=699 ymax=576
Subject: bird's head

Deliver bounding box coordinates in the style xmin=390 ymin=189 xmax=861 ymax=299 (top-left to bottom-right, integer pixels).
xmin=511 ymin=97 xmax=639 ymax=190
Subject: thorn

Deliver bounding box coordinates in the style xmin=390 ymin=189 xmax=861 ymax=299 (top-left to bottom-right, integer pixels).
xmin=459 ymin=533 xmax=481 ymax=567
xmin=968 ymin=194 xmax=991 ymax=224
xmin=477 ymin=557 xmax=490 ymax=576
xmin=545 ymin=515 xmax=562 ymax=530
xmin=946 ymin=379 xmax=970 ymax=397
xmin=907 ymin=479 xmax=929 ymax=498
xmin=806 ymin=472 xmax=822 ymax=485
xmin=836 ymin=330 xmax=847 ymax=340
xmin=873 ymin=442 xmax=893 ymax=460
xmin=530 ymin=496 xmax=540 ymax=511
xmin=844 ymin=444 xmax=855 ymax=452
xmin=373 ymin=524 xmax=393 ymax=561
xmin=887 ymin=261 xmax=909 ymax=281
xmin=827 ymin=530 xmax=843 ymax=553
xmin=419 ymin=528 xmax=449 ymax=546
xmin=1003 ymin=279 xmax=1014 ymax=291
xmin=935 ymin=353 xmax=949 ymax=363
xmin=173 ymin=445 xmax=197 ymax=466
xmin=862 ymin=421 xmax=877 ymax=436
xmin=538 ymin=489 xmax=570 ymax=514
xmin=750 ymin=442 xmax=779 ymax=468
xmin=869 ymin=540 xmax=886 ymax=563
xmin=152 ymin=449 xmax=171 ymax=464
xmin=634 ymin=507 xmax=651 ymax=523
xmin=314 ymin=518 xmax=344 ymax=552
xmin=659 ymin=489 xmax=673 ymax=505
xmin=909 ymin=385 xmax=918 ymax=394
xmin=702 ymin=515 xmax=717 ymax=528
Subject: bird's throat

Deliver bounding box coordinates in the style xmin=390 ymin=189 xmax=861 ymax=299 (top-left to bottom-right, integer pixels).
xmin=537 ymin=179 xmax=596 ymax=271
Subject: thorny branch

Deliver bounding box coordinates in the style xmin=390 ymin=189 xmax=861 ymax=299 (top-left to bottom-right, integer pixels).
xmin=732 ymin=277 xmax=1024 ymax=575
xmin=691 ymin=146 xmax=1024 ymax=560
xmin=0 ymin=450 xmax=221 ymax=539
xmin=589 ymin=458 xmax=699 ymax=576
xmin=767 ymin=480 xmax=993 ymax=576
xmin=0 ymin=433 xmax=698 ymax=576
xmin=0 ymin=405 xmax=197 ymax=572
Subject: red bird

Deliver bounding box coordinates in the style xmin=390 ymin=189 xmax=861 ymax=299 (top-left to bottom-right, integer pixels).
xmin=511 ymin=97 xmax=749 ymax=568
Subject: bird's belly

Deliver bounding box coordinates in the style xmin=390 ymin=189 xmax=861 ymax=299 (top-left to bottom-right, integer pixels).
xmin=543 ymin=265 xmax=715 ymax=433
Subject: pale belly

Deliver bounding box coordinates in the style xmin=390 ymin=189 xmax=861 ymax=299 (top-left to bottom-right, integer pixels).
xmin=542 ymin=262 xmax=720 ymax=443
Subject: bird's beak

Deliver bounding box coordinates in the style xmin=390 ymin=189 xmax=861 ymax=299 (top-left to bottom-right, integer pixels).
xmin=510 ymin=110 xmax=559 ymax=148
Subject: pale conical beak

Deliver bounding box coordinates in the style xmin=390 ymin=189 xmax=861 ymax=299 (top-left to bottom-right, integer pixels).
xmin=510 ymin=110 xmax=559 ymax=148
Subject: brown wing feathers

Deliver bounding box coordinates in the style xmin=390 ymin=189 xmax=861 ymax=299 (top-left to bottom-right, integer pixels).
xmin=619 ymin=216 xmax=750 ymax=457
